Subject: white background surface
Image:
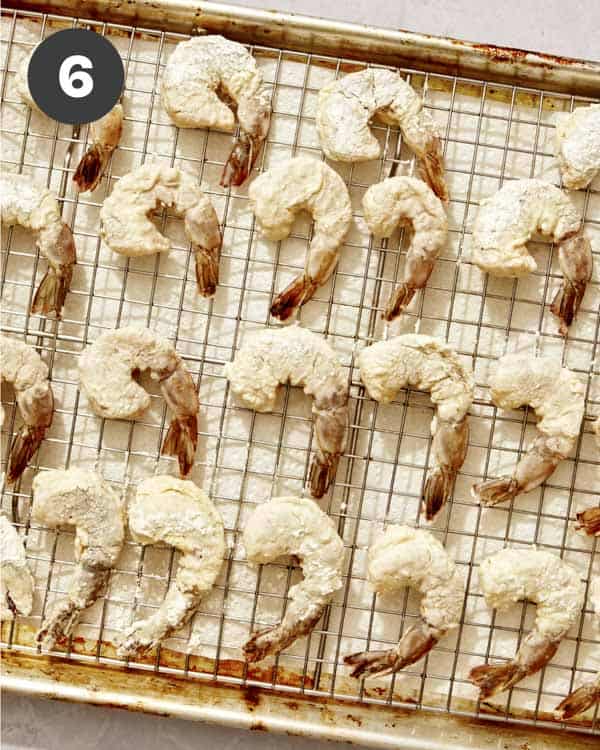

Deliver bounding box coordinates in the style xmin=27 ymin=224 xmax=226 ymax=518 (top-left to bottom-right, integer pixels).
xmin=2 ymin=1 xmax=599 ymax=749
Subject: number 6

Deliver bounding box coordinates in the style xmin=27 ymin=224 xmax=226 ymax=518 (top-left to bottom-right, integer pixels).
xmin=59 ymin=55 xmax=94 ymax=99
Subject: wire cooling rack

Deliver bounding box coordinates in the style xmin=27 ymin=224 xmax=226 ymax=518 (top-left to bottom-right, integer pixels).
xmin=1 ymin=5 xmax=599 ymax=740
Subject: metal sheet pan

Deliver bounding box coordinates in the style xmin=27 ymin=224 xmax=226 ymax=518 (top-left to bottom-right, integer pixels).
xmin=1 ymin=2 xmax=599 ymax=747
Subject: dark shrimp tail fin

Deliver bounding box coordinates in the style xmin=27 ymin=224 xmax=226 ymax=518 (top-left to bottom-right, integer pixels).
xmin=161 ymin=415 xmax=198 ymax=477
xmin=309 ymin=453 xmax=339 ymax=499
xmin=419 ymin=136 xmax=449 ymax=204
xmin=555 ymin=682 xmax=600 ymax=720
xmin=469 ymin=661 xmax=525 ymax=699
xmin=383 ymin=282 xmax=416 ymax=322
xmin=7 ymin=425 xmax=46 ymax=484
xmin=195 ymin=245 xmax=221 ymax=298
xmin=472 ymin=476 xmax=519 ymax=506
xmin=31 ymin=266 xmax=72 ymax=317
xmin=576 ymin=507 xmax=600 ymax=537
xmin=73 ymin=145 xmax=106 ymax=192
xmin=270 ymin=274 xmax=317 ymax=321
xmin=550 ymin=280 xmax=587 ymax=336
xmin=423 ymin=467 xmax=453 ymax=520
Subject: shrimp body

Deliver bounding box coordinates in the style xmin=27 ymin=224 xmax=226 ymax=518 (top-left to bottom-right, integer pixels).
xmin=471 ymin=179 xmax=592 ymax=334
xmin=248 ymin=157 xmax=352 ymax=320
xmin=472 ymin=354 xmax=585 ymax=506
xmin=555 ymin=104 xmax=600 ymax=190
xmin=0 ymin=515 xmax=34 ymax=619
xmin=317 ymin=68 xmax=448 ymax=202
xmin=242 ymin=496 xmax=344 ymax=662
xmin=78 ymin=326 xmax=199 ymax=476
xmin=345 ymin=525 xmax=463 ymax=678
xmin=0 ymin=175 xmax=76 ymax=316
xmin=224 ymin=326 xmax=348 ymax=498
xmin=359 ymin=335 xmax=474 ymax=520
xmin=100 ymin=164 xmax=222 ymax=297
xmin=469 ymin=547 xmax=585 ymax=699
xmin=0 ymin=335 xmax=53 ymax=484
xmin=32 ymin=468 xmax=125 ymax=649
xmin=162 ymin=36 xmax=271 ymax=187
xmin=118 ymin=475 xmax=225 ymax=657
xmin=362 ymin=176 xmax=448 ymax=321
xmin=555 ymin=576 xmax=600 ymax=719
xmin=73 ymin=104 xmax=124 ymax=193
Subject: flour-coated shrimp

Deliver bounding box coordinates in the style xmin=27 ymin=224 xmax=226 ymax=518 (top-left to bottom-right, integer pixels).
xmin=555 ymin=104 xmax=600 ymax=190
xmin=0 ymin=515 xmax=34 ymax=620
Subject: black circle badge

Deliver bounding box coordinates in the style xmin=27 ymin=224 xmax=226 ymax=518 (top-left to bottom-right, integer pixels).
xmin=28 ymin=29 xmax=124 ymax=125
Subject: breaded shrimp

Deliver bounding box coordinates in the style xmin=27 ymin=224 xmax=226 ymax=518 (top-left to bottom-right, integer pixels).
xmin=118 ymin=475 xmax=225 ymax=657
xmin=362 ymin=176 xmax=448 ymax=321
xmin=224 ymin=326 xmax=348 ymax=498
xmin=317 ymin=68 xmax=448 ymax=202
xmin=0 ymin=515 xmax=34 ymax=620
xmin=555 ymin=104 xmax=600 ymax=190
xmin=15 ymin=48 xmax=123 ymax=194
xmin=345 ymin=525 xmax=463 ymax=678
xmin=470 ymin=179 xmax=592 ymax=335
xmin=242 ymin=496 xmax=344 ymax=662
xmin=0 ymin=174 xmax=76 ymax=317
xmin=100 ymin=164 xmax=222 ymax=297
xmin=359 ymin=334 xmax=474 ymax=521
xmin=32 ymin=468 xmax=125 ymax=649
xmin=469 ymin=547 xmax=585 ymax=699
xmin=0 ymin=335 xmax=53 ymax=485
xmin=555 ymin=576 xmax=600 ymax=720
xmin=162 ymin=36 xmax=271 ymax=187
xmin=248 ymin=157 xmax=352 ymax=321
xmin=472 ymin=354 xmax=585 ymax=506
xmin=78 ymin=327 xmax=199 ymax=476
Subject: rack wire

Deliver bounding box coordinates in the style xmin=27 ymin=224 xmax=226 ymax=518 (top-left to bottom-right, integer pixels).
xmin=1 ymin=5 xmax=599 ymax=739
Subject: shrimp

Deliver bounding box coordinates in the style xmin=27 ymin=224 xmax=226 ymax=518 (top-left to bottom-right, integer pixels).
xmin=161 ymin=36 xmax=271 ymax=188
xmin=100 ymin=164 xmax=222 ymax=297
xmin=15 ymin=48 xmax=123 ymax=194
xmin=362 ymin=176 xmax=448 ymax=321
xmin=469 ymin=547 xmax=585 ymax=699
xmin=78 ymin=326 xmax=199 ymax=477
xmin=248 ymin=157 xmax=352 ymax=321
xmin=0 ymin=516 xmax=34 ymax=620
xmin=470 ymin=179 xmax=592 ymax=335
xmin=555 ymin=104 xmax=600 ymax=190
xmin=472 ymin=353 xmax=585 ymax=506
xmin=224 ymin=326 xmax=348 ymax=499
xmin=118 ymin=475 xmax=225 ymax=657
xmin=0 ymin=174 xmax=76 ymax=317
xmin=317 ymin=68 xmax=448 ymax=202
xmin=359 ymin=335 xmax=474 ymax=521
xmin=555 ymin=576 xmax=600 ymax=720
xmin=32 ymin=468 xmax=125 ymax=649
xmin=344 ymin=525 xmax=463 ymax=678
xmin=73 ymin=104 xmax=124 ymax=193
xmin=0 ymin=335 xmax=53 ymax=485
xmin=242 ymin=496 xmax=344 ymax=662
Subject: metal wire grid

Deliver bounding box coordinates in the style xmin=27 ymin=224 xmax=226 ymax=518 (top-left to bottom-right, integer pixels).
xmin=1 ymin=5 xmax=599 ymax=738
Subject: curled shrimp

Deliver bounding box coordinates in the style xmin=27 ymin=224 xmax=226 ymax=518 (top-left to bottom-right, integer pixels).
xmin=469 ymin=547 xmax=585 ymax=699
xmin=100 ymin=164 xmax=222 ymax=297
xmin=470 ymin=179 xmax=592 ymax=335
xmin=224 ymin=326 xmax=348 ymax=498
xmin=73 ymin=104 xmax=123 ymax=193
xmin=359 ymin=334 xmax=474 ymax=521
xmin=248 ymin=157 xmax=352 ymax=321
xmin=555 ymin=576 xmax=600 ymax=720
xmin=32 ymin=468 xmax=125 ymax=649
xmin=242 ymin=496 xmax=344 ymax=662
xmin=317 ymin=68 xmax=448 ymax=202
xmin=162 ymin=36 xmax=271 ymax=187
xmin=362 ymin=176 xmax=448 ymax=321
xmin=1 ymin=515 xmax=34 ymax=620
xmin=0 ymin=174 xmax=76 ymax=317
xmin=0 ymin=335 xmax=53 ymax=486
xmin=78 ymin=326 xmax=199 ymax=476
xmin=472 ymin=353 xmax=585 ymax=506
xmin=345 ymin=525 xmax=463 ymax=679
xmin=555 ymin=104 xmax=600 ymax=190
xmin=118 ymin=475 xmax=225 ymax=657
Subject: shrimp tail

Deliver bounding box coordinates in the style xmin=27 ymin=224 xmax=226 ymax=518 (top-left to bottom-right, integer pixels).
xmin=36 ymin=601 xmax=80 ymax=649
xmin=161 ymin=415 xmax=198 ymax=477
xmin=468 ymin=661 xmax=527 ymax=699
xmin=221 ymin=133 xmax=259 ymax=188
xmin=423 ymin=467 xmax=453 ymax=521
xmin=270 ymin=274 xmax=318 ymax=321
xmin=383 ymin=282 xmax=416 ymax=321
xmin=7 ymin=425 xmax=46 ymax=484
xmin=73 ymin=145 xmax=107 ymax=193
xmin=472 ymin=476 xmax=519 ymax=506
xmin=345 ymin=623 xmax=439 ymax=679
xmin=550 ymin=279 xmax=587 ymax=336
xmin=555 ymin=682 xmax=600 ymax=720
xmin=550 ymin=234 xmax=592 ymax=335
xmin=31 ymin=264 xmax=72 ymax=317
xmin=309 ymin=453 xmax=339 ymax=499
xmin=419 ymin=136 xmax=449 ymax=204
xmin=243 ymin=607 xmax=323 ymax=663
xmin=194 ymin=245 xmax=220 ymax=298
xmin=575 ymin=507 xmax=600 ymax=536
